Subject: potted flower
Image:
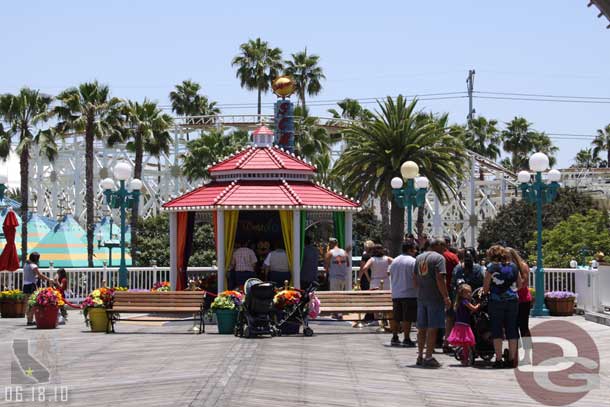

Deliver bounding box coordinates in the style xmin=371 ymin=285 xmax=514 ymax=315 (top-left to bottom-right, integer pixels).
xmin=28 ymin=287 xmax=64 ymax=329
xmin=273 ymin=289 xmax=302 ymax=335
xmin=151 ymin=281 xmax=171 ymax=292
xmin=210 ymin=290 xmax=243 ymax=334
xmin=544 ymin=291 xmax=577 ymax=316
xmin=0 ymin=289 xmax=27 ymax=318
xmin=81 ymin=287 xmax=115 ymax=332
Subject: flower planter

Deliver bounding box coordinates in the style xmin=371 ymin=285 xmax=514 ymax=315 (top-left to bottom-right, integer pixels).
xmin=88 ymin=308 xmax=109 ymax=332
xmin=1 ymin=299 xmax=27 ymax=318
xmin=34 ymin=306 xmax=59 ymax=329
xmin=545 ymin=297 xmax=575 ymax=316
xmin=215 ymin=308 xmax=238 ymax=334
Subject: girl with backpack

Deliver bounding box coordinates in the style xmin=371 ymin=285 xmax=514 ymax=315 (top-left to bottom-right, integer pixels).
xmin=483 ymin=245 xmax=522 ymax=369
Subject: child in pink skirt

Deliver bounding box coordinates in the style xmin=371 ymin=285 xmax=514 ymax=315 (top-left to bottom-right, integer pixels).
xmin=447 ymin=284 xmax=480 ymax=365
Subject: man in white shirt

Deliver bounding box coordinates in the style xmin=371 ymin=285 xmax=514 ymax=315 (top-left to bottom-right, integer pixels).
xmin=263 ymin=241 xmax=290 ymax=287
xmin=230 ymin=241 xmax=258 ymax=288
xmin=389 ymin=240 xmax=418 ymax=347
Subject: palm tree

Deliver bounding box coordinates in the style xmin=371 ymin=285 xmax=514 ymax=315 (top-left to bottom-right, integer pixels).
xmin=182 ymin=130 xmax=250 ymax=181
xmin=592 ymin=124 xmax=610 ymax=167
xmin=292 ymin=106 xmax=331 ymax=164
xmin=54 ymin=81 xmax=123 ymax=267
xmin=574 ymin=148 xmax=600 ymax=168
xmin=332 ymin=96 xmax=467 ymax=255
xmin=284 ymin=48 xmax=325 ymax=111
xmin=169 ymin=80 xmax=220 ymax=139
xmin=231 ymin=38 xmax=283 ymax=115
xmin=501 ymin=117 xmax=557 ymax=172
xmin=0 ymin=88 xmax=56 ymax=264
xmin=114 ymin=99 xmax=174 ymax=263
xmin=328 ymin=98 xmax=374 ymax=121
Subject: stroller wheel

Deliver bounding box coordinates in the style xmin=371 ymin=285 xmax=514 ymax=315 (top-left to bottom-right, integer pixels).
xmin=303 ymin=327 xmax=314 ymax=337
xmin=468 ymin=349 xmax=476 ymax=366
xmin=481 ymin=353 xmax=494 ymax=362
xmin=244 ymin=326 xmax=251 ymax=338
xmin=454 ymin=347 xmax=463 ymax=361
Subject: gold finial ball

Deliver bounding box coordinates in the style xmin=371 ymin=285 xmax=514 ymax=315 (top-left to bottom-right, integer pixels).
xmin=272 ymin=76 xmax=296 ymax=98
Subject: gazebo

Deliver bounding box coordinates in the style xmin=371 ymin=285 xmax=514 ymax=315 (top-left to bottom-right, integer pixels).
xmin=162 ymin=125 xmax=360 ymax=291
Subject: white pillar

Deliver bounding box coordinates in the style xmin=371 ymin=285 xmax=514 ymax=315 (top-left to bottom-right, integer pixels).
xmin=217 ymin=210 xmax=225 ymax=292
xmin=169 ymin=212 xmax=178 ymax=290
xmin=468 ymin=158 xmax=477 ymax=247
xmin=345 ymin=212 xmax=353 ymax=290
xmin=432 ymin=193 xmax=442 ymax=237
xmin=292 ymin=210 xmax=301 ymax=288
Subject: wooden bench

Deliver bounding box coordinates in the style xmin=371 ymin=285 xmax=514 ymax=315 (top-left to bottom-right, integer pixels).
xmin=316 ymin=290 xmax=393 ymax=321
xmin=106 ymin=291 xmax=207 ymax=334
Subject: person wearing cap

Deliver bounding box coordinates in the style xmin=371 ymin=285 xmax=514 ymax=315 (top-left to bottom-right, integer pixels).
xmin=324 ymin=238 xmax=350 ymax=291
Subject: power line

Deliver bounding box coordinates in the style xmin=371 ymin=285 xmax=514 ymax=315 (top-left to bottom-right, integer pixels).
xmin=476 ymin=90 xmax=610 ymax=100
xmin=474 ymin=95 xmax=610 ymax=104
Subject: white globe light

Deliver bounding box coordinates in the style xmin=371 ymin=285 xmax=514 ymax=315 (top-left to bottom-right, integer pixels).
xmin=100 ymin=178 xmax=115 ymax=190
xmin=517 ymin=170 xmax=531 ymax=184
xmin=0 ymin=175 xmax=8 ymax=185
xmin=548 ymin=169 xmax=561 ymax=182
xmin=391 ymin=177 xmax=403 ymax=189
xmin=129 ymin=178 xmax=143 ymax=191
xmin=415 ymin=176 xmax=429 ymax=189
xmin=400 ymin=161 xmax=419 ymax=179
xmin=529 ymin=152 xmax=549 ymax=173
xmin=114 ymin=162 xmax=133 ymax=181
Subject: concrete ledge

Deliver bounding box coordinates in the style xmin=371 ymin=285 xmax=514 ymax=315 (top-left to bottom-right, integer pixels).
xmin=584 ymin=311 xmax=610 ymax=327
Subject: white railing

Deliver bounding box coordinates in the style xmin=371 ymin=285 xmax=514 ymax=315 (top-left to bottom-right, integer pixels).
xmin=1 ymin=266 xmax=601 ymax=307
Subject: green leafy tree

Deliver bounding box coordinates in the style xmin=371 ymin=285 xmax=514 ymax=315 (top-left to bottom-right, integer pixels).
xmin=478 ymin=188 xmax=597 ymax=257
xmin=138 ymin=214 xmax=215 ymax=267
xmin=182 ymin=130 xmax=250 ymax=181
xmin=54 ymin=81 xmax=124 ymax=266
xmin=332 ymin=96 xmax=467 ymax=255
xmin=292 ymin=106 xmax=331 ymax=165
xmin=231 ymin=38 xmax=283 ymax=115
xmin=284 ymin=48 xmax=325 ymax=111
xmin=525 ymin=210 xmax=610 ymax=268
xmin=328 ymin=98 xmax=374 ymax=121
xmin=460 ymin=117 xmax=501 ymax=178
xmin=0 ymin=88 xmax=56 ymax=263
xmin=352 ymin=206 xmax=383 ymax=254
xmin=169 ymin=80 xmax=220 ymax=139
xmin=574 ymin=148 xmax=601 ymax=168
xmin=592 ymin=124 xmax=610 ymax=167
xmin=501 ymin=117 xmax=558 ymax=172
xmin=111 ymin=99 xmax=173 ymax=264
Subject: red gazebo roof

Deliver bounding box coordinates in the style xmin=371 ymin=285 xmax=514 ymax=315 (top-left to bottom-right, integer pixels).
xmin=208 ymin=145 xmax=316 ymax=173
xmin=162 ymin=180 xmax=359 ymax=211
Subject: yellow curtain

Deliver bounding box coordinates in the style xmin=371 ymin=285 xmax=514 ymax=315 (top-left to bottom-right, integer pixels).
xmin=279 ymin=211 xmax=293 ymax=277
xmin=224 ymin=210 xmax=239 ymax=270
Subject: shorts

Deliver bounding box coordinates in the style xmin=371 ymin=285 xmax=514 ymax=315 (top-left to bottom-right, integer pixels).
xmin=416 ymin=301 xmax=445 ymax=329
xmin=489 ymin=299 xmax=519 ymax=340
xmin=23 ymin=283 xmax=37 ymax=294
xmin=392 ymin=298 xmax=417 ymax=322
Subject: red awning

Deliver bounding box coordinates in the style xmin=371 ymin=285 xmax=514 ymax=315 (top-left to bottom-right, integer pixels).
xmin=208 ymin=146 xmax=316 ymax=173
xmin=163 ymin=180 xmax=359 ymax=211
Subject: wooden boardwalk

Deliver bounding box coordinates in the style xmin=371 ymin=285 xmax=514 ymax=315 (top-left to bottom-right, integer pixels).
xmin=0 ymin=313 xmax=609 ymax=406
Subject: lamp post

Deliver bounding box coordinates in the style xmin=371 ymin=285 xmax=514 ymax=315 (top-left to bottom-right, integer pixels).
xmin=517 ymin=152 xmax=561 ymax=317
xmin=97 ymin=217 xmax=120 ymax=267
xmin=100 ymin=163 xmax=142 ymax=287
xmin=391 ymin=161 xmax=429 ymax=235
xmin=0 ymin=174 xmax=8 ymax=204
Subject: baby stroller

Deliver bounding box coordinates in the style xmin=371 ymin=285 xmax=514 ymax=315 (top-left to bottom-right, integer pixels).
xmin=234 ymin=278 xmax=277 ymax=338
xmin=454 ymin=286 xmax=495 ymax=364
xmin=274 ymin=281 xmax=319 ymax=337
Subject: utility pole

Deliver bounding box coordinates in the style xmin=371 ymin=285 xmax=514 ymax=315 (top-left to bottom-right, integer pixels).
xmin=466 ymin=69 xmax=475 ymax=126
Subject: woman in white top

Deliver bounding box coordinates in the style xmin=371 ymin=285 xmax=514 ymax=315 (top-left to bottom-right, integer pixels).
xmin=360 ymin=244 xmax=393 ymax=289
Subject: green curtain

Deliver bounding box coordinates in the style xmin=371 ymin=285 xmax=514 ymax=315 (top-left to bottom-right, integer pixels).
xmin=333 ymin=212 xmax=345 ymax=249
xmin=300 ymin=211 xmax=306 ymax=267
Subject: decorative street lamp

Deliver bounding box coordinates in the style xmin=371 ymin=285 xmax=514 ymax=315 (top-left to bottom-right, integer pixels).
xmin=97 ymin=216 xmax=121 ymax=267
xmin=391 ymin=161 xmax=429 ymax=235
xmin=0 ymin=174 xmax=8 ymax=204
xmin=100 ymin=163 xmax=142 ymax=287
xmin=517 ymin=152 xmax=561 ymax=317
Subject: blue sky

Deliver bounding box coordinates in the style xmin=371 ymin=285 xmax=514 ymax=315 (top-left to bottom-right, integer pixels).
xmin=2 ymin=0 xmax=609 ymax=168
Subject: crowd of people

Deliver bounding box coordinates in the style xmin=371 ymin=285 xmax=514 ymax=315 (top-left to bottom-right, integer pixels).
xmin=358 ymin=237 xmax=531 ymax=369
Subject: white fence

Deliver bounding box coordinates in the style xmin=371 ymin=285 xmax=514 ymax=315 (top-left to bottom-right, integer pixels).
xmin=2 ymin=266 xmax=602 ymax=308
